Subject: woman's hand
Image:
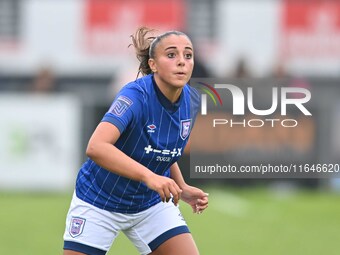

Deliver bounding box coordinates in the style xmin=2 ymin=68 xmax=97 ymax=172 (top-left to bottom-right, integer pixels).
xmin=181 ymin=185 xmax=209 ymax=214
xmin=144 ymin=173 xmax=182 ymax=205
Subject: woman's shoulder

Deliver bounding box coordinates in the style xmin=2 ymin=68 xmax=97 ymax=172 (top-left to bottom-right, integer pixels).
xmin=124 ymin=74 xmax=153 ymax=94
xmin=115 ymin=75 xmax=153 ymax=105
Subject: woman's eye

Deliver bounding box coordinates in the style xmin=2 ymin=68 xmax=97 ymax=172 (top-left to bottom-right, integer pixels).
xmin=185 ymin=53 xmax=192 ymax=59
xmin=167 ymin=53 xmax=175 ymax=58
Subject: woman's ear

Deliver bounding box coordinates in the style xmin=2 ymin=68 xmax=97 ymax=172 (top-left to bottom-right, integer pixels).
xmin=148 ymin=58 xmax=157 ymax=73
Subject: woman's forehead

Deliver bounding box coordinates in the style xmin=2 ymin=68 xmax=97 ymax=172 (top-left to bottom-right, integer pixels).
xmin=157 ymin=34 xmax=193 ymax=50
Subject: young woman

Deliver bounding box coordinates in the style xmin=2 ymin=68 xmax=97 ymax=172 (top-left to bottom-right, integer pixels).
xmin=63 ymin=27 xmax=208 ymax=255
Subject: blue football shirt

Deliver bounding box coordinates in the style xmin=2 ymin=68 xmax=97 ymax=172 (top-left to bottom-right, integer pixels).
xmin=75 ymin=74 xmax=200 ymax=213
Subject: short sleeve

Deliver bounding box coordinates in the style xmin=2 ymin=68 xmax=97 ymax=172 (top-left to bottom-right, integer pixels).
xmin=101 ymin=86 xmax=144 ymax=134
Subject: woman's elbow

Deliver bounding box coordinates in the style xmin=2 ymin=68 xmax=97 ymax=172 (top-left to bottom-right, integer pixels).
xmin=86 ymin=142 xmax=98 ymax=159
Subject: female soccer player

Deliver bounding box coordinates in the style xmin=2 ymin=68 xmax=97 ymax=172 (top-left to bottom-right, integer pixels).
xmin=63 ymin=27 xmax=208 ymax=255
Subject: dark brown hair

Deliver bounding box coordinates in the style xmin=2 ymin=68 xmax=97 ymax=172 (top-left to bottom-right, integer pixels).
xmin=130 ymin=27 xmax=191 ymax=76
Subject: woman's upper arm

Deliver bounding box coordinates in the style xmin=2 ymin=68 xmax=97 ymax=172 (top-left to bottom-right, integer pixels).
xmin=86 ymin=122 xmax=121 ymax=156
xmin=87 ymin=86 xmax=143 ymax=155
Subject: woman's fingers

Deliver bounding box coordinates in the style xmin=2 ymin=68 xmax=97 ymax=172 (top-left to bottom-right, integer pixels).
xmin=169 ymin=183 xmax=182 ymax=205
xmin=194 ymin=195 xmax=209 ymax=214
xmin=148 ymin=175 xmax=182 ymax=205
xmin=161 ymin=185 xmax=170 ymax=202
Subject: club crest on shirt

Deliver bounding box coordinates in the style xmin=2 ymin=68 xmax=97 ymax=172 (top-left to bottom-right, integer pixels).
xmin=109 ymin=95 xmax=133 ymax=117
xmin=69 ymin=217 xmax=86 ymax=238
xmin=180 ymin=119 xmax=192 ymax=140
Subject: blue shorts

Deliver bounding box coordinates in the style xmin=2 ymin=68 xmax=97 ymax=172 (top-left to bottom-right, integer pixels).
xmin=63 ymin=193 xmax=190 ymax=255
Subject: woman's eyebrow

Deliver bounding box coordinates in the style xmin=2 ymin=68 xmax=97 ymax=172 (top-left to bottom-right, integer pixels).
xmin=164 ymin=46 xmax=193 ymax=51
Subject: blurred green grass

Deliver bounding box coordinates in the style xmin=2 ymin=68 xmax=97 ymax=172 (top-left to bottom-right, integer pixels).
xmin=1 ymin=186 xmax=339 ymax=255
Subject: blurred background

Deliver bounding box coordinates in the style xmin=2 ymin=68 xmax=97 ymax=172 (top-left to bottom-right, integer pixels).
xmin=0 ymin=0 xmax=339 ymax=254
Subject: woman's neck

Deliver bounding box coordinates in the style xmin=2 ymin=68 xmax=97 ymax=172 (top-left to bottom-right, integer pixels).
xmin=153 ymin=75 xmax=183 ymax=103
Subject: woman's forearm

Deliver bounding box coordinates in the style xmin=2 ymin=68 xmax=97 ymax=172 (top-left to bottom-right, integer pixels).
xmin=86 ymin=142 xmax=153 ymax=183
xmin=170 ymin=162 xmax=187 ymax=189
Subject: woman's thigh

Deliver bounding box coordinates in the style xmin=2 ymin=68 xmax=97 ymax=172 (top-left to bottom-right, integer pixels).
xmin=150 ymin=233 xmax=199 ymax=255
xmin=64 ymin=250 xmax=87 ymax=255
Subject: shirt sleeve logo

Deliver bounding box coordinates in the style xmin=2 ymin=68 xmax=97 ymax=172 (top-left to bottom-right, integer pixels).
xmin=109 ymin=95 xmax=133 ymax=117
xmin=180 ymin=119 xmax=192 ymax=140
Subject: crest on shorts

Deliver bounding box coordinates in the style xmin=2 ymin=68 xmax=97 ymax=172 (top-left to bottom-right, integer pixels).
xmin=69 ymin=217 xmax=86 ymax=238
xmin=109 ymin=95 xmax=133 ymax=117
xmin=180 ymin=119 xmax=192 ymax=140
